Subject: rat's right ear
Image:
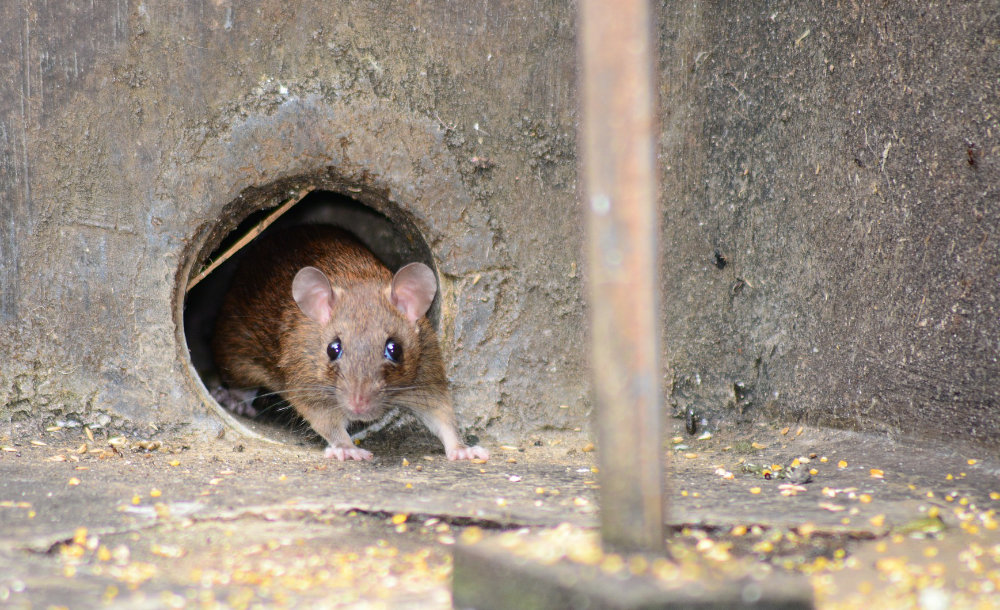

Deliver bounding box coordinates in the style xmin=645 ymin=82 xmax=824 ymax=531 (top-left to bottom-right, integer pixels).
xmin=292 ymin=266 xmax=336 ymax=325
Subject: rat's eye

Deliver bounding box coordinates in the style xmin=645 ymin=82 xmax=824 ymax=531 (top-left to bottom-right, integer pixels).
xmin=327 ymin=338 xmax=343 ymax=361
xmin=384 ymin=339 xmax=402 ymax=363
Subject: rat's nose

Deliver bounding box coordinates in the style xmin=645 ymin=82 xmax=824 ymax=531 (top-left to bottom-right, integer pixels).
xmin=347 ymin=390 xmax=372 ymax=415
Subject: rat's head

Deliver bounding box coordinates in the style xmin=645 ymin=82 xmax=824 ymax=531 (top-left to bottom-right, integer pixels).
xmin=288 ymin=262 xmax=437 ymax=421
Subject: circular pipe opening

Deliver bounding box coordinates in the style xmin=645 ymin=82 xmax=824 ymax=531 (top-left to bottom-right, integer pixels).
xmin=180 ymin=185 xmax=440 ymax=445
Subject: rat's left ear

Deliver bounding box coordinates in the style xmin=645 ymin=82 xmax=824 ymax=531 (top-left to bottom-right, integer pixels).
xmin=390 ymin=262 xmax=437 ymax=322
xmin=292 ymin=266 xmax=337 ymax=325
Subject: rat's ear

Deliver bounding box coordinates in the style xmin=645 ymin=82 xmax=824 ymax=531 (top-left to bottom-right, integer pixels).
xmin=292 ymin=266 xmax=336 ymax=325
xmin=390 ymin=262 xmax=437 ymax=323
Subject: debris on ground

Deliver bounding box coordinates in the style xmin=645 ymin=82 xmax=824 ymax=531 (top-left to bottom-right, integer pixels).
xmin=0 ymin=421 xmax=997 ymax=608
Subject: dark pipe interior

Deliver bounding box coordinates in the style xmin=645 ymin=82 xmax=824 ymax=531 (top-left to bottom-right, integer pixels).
xmin=182 ymin=189 xmax=438 ymax=439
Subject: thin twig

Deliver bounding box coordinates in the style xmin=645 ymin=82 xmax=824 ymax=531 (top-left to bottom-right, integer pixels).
xmin=186 ymin=186 xmax=315 ymax=291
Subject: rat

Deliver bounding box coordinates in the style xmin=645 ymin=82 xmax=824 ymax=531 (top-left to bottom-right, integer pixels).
xmin=210 ymin=224 xmax=489 ymax=462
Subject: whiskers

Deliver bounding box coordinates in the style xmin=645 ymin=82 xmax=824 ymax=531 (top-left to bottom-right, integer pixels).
xmin=382 ymin=386 xmax=448 ymax=413
xmin=259 ymin=385 xmax=342 ymax=404
xmin=212 ymin=381 xmax=445 ymax=444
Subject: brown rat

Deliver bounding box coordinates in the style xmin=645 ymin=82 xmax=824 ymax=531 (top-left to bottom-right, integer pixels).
xmin=210 ymin=224 xmax=489 ymax=461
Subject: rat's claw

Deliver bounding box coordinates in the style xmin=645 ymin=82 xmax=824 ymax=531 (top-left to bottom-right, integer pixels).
xmin=447 ymin=445 xmax=490 ymax=461
xmin=324 ymin=445 xmax=374 ymax=461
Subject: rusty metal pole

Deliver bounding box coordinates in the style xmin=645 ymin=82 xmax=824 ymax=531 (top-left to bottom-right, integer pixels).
xmin=579 ymin=0 xmax=664 ymax=552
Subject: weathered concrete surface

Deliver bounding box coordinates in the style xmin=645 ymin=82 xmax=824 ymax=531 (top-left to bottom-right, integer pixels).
xmin=659 ymin=2 xmax=1000 ymax=452
xmin=0 ymin=1 xmax=998 ymax=461
xmin=454 ymin=542 xmax=815 ymax=609
xmin=0 ymin=425 xmax=600 ymax=608
xmin=1 ymin=421 xmax=998 ymax=607
xmin=3 ymin=2 xmax=999 ymax=607
xmin=0 ymin=1 xmax=582 ymax=442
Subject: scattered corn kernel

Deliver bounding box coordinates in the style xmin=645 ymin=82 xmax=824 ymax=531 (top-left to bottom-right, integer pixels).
xmin=151 ymin=543 xmax=185 ymax=558
xmin=73 ymin=527 xmax=88 ymax=545
xmin=460 ymin=527 xmax=483 ymax=545
xmin=600 ymin=554 xmax=625 ymax=574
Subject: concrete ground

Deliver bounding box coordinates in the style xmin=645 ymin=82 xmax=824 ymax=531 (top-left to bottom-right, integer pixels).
xmin=1 ymin=418 xmax=998 ymax=608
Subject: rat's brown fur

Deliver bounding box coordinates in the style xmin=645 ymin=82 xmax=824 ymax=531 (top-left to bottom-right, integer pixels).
xmin=211 ymin=225 xmax=485 ymax=461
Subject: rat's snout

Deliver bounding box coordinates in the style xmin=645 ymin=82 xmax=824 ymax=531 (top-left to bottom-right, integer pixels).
xmin=343 ymin=386 xmax=376 ymax=417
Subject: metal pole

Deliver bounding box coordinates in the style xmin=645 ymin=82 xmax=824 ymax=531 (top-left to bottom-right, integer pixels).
xmin=579 ymin=0 xmax=665 ymax=552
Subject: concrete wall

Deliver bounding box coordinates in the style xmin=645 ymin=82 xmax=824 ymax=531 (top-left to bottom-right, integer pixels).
xmin=659 ymin=2 xmax=1000 ymax=452
xmin=0 ymin=0 xmax=583 ymax=440
xmin=1 ymin=1 xmax=998 ymax=453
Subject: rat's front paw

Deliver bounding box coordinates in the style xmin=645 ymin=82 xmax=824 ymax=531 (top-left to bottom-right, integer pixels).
xmin=324 ymin=445 xmax=374 ymax=461
xmin=447 ymin=445 xmax=490 ymax=461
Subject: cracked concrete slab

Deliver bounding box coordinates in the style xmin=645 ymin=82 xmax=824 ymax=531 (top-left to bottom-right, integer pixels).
xmin=1 ymin=421 xmax=998 ymax=607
